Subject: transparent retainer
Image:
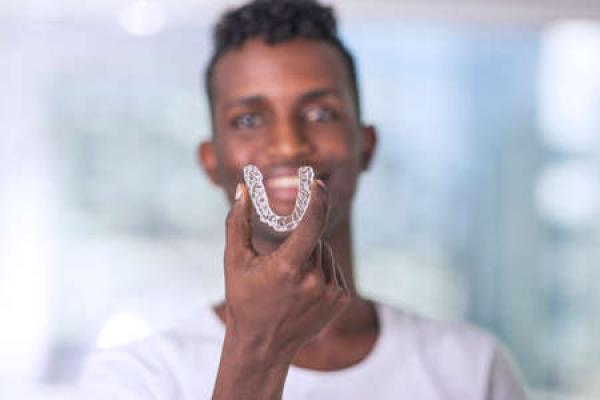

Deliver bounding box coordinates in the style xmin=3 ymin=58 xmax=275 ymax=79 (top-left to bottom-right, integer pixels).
xmin=243 ymin=164 xmax=315 ymax=232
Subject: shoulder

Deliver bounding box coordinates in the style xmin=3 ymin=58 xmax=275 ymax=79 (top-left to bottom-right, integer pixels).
xmin=378 ymin=302 xmax=528 ymax=399
xmin=380 ymin=302 xmax=498 ymax=360
xmin=79 ymin=334 xmax=178 ymax=399
xmin=79 ymin=307 xmax=224 ymax=399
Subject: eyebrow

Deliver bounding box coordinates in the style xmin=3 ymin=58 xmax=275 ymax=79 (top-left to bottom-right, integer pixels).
xmin=222 ymin=87 xmax=343 ymax=111
xmin=297 ymin=88 xmax=342 ymax=104
xmin=223 ymin=95 xmax=266 ymax=111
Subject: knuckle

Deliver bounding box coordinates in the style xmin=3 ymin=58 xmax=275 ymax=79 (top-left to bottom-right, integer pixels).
xmin=277 ymin=260 xmax=298 ymax=282
xmin=301 ymin=271 xmax=325 ymax=296
xmin=335 ymin=295 xmax=351 ymax=312
xmin=333 ymin=286 xmax=348 ymax=302
xmin=325 ymin=283 xmax=341 ymax=301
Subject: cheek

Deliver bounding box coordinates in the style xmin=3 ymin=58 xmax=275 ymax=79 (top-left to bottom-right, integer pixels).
xmin=219 ymin=138 xmax=259 ymax=179
xmin=217 ymin=142 xmax=256 ymax=201
xmin=318 ymin=136 xmax=361 ymax=194
xmin=316 ymin=131 xmax=361 ymax=167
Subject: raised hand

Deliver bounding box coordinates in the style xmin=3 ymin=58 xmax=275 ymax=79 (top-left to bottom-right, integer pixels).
xmin=222 ymin=179 xmax=351 ymax=364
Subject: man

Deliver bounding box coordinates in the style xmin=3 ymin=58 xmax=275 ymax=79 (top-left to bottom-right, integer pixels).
xmin=80 ymin=0 xmax=528 ymax=399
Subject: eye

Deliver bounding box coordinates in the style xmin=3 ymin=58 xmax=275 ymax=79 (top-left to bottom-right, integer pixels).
xmin=304 ymin=107 xmax=338 ymax=123
xmin=231 ymin=113 xmax=263 ymax=129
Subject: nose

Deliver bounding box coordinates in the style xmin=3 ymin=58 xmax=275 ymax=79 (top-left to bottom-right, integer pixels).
xmin=265 ymin=119 xmax=312 ymax=162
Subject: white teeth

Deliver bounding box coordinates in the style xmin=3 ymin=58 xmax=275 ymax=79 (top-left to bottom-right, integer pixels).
xmin=243 ymin=165 xmax=314 ymax=232
xmin=268 ymin=176 xmax=298 ymax=189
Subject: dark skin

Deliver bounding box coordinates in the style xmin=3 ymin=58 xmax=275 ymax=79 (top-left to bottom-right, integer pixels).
xmin=199 ymin=37 xmax=378 ymax=399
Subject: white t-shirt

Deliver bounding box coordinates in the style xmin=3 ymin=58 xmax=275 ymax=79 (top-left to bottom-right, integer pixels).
xmin=79 ymin=302 xmax=528 ymax=399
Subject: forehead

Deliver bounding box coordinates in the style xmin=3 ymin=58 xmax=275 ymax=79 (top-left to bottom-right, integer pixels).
xmin=211 ymin=38 xmax=352 ymax=105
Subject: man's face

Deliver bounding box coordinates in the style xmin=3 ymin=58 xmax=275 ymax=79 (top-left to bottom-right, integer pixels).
xmin=200 ymin=38 xmax=375 ymax=241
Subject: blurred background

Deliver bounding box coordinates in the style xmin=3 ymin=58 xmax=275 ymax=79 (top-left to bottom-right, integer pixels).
xmin=1 ymin=0 xmax=600 ymax=399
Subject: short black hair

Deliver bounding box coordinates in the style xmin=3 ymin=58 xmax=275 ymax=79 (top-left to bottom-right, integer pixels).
xmin=204 ymin=0 xmax=362 ymax=121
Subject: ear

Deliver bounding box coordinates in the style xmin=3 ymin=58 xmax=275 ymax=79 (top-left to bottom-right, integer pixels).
xmin=360 ymin=125 xmax=377 ymax=171
xmin=197 ymin=141 xmax=221 ymax=186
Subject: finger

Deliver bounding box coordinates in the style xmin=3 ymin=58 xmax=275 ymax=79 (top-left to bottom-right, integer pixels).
xmin=275 ymin=179 xmax=329 ymax=267
xmin=300 ymin=240 xmax=322 ymax=278
xmin=323 ymin=244 xmax=351 ymax=309
xmin=324 ymin=243 xmax=345 ymax=288
xmin=333 ymin=261 xmax=347 ymax=290
xmin=299 ymin=241 xmax=327 ymax=291
xmin=320 ymin=240 xmax=333 ymax=285
xmin=327 ymin=246 xmax=352 ymax=308
xmin=333 ymin=283 xmax=352 ymax=313
xmin=322 ymin=242 xmax=337 ymax=286
xmin=224 ymin=183 xmax=253 ymax=266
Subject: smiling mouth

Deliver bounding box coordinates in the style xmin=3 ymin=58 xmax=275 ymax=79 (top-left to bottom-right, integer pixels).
xmin=265 ymin=171 xmax=328 ymax=187
xmin=264 ymin=173 xmax=328 ymax=200
xmin=243 ymin=164 xmax=315 ymax=232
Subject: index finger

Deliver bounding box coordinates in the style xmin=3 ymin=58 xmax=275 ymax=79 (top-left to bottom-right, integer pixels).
xmin=224 ymin=183 xmax=254 ymax=266
xmin=275 ymin=179 xmax=329 ymax=266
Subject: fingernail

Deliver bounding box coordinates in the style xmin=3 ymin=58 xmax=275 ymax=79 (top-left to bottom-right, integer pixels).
xmin=315 ymin=179 xmax=327 ymax=190
xmin=235 ymin=183 xmax=243 ymax=200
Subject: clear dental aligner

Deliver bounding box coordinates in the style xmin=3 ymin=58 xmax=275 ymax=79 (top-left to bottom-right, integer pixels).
xmin=243 ymin=164 xmax=315 ymax=232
